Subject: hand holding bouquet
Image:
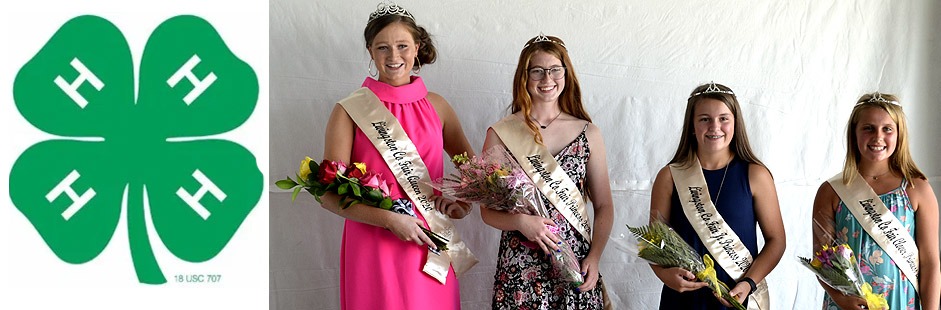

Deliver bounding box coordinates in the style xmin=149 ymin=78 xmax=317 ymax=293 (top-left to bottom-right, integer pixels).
xmin=429 ymin=145 xmax=583 ymax=286
xmin=627 ymin=221 xmax=745 ymax=310
xmin=799 ymin=244 xmax=888 ymax=310
xmin=277 ymin=157 xmax=450 ymax=253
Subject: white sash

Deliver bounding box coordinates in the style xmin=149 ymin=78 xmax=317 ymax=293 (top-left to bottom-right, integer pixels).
xmin=828 ymin=172 xmax=920 ymax=293
xmin=671 ymin=158 xmax=770 ymax=310
xmin=491 ymin=115 xmax=591 ymax=243
xmin=339 ymin=88 xmax=477 ymax=284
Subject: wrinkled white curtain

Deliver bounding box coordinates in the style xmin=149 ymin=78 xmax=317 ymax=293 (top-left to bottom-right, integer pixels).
xmin=270 ymin=1 xmax=941 ymax=309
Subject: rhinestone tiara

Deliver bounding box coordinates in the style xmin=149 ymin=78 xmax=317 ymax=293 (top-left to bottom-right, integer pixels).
xmin=525 ymin=32 xmax=565 ymax=48
xmin=689 ymin=81 xmax=735 ymax=98
xmin=368 ymin=1 xmax=414 ymax=23
xmin=861 ymin=92 xmax=900 ymax=106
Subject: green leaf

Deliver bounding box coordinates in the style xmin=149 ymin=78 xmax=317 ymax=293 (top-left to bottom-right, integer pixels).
xmin=10 ymin=141 xmax=123 ymax=264
xmin=343 ymin=199 xmax=357 ymax=209
xmin=338 ymin=183 xmax=349 ymax=195
xmin=275 ymin=178 xmax=297 ymax=190
xmin=138 ymin=15 xmax=257 ymax=137
xmin=309 ymin=160 xmax=319 ymax=178
xmin=291 ymin=186 xmax=302 ymax=202
xmin=350 ymin=183 xmax=362 ymax=197
xmin=366 ymin=189 xmax=383 ymax=201
xmin=379 ymin=198 xmax=393 ymax=210
xmin=13 ymin=15 xmax=134 ymax=138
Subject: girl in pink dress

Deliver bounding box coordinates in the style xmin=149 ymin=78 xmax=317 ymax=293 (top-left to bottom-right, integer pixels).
xmin=318 ymin=3 xmax=476 ymax=309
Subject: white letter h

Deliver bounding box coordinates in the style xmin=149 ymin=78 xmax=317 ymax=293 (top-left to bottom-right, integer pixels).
xmin=54 ymin=58 xmax=105 ymax=109
xmin=176 ymin=169 xmax=226 ymax=220
xmin=167 ymin=54 xmax=217 ymax=105
xmin=45 ymin=170 xmax=96 ymax=220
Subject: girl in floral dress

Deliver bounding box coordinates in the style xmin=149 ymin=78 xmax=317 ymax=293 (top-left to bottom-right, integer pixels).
xmin=480 ymin=34 xmax=614 ymax=310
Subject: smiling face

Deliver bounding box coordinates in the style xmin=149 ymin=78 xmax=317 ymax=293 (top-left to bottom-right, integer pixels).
xmin=693 ymin=98 xmax=735 ymax=153
xmin=367 ymin=22 xmax=418 ymax=86
xmin=854 ymin=106 xmax=897 ymax=164
xmin=526 ymin=51 xmax=565 ymax=105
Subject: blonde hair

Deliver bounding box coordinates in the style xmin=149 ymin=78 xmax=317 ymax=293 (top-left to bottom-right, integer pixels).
xmin=841 ymin=92 xmax=926 ymax=185
xmin=669 ymin=83 xmax=765 ymax=168
xmin=510 ymin=35 xmax=590 ymax=144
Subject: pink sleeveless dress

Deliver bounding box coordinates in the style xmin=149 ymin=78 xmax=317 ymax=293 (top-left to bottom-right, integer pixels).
xmin=340 ymin=76 xmax=460 ymax=309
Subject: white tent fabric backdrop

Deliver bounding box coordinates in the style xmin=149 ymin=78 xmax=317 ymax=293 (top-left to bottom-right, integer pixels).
xmin=269 ymin=1 xmax=941 ymax=309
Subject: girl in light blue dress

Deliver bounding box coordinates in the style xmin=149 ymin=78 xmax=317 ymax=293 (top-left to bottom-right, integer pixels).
xmin=812 ymin=92 xmax=939 ymax=310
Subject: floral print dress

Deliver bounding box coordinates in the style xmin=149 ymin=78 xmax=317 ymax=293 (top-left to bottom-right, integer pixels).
xmin=492 ymin=127 xmax=604 ymax=310
xmin=824 ymin=179 xmax=920 ymax=310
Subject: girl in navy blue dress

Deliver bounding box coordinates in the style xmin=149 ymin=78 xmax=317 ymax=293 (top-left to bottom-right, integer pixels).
xmin=648 ymin=82 xmax=786 ymax=309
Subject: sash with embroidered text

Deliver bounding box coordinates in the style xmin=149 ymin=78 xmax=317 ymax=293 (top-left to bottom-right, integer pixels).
xmin=339 ymin=88 xmax=477 ymax=284
xmin=491 ymin=115 xmax=591 ymax=243
xmin=828 ymin=172 xmax=920 ymax=293
xmin=671 ymin=158 xmax=770 ymax=310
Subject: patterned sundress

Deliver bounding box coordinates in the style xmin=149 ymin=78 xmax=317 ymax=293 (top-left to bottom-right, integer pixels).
xmin=491 ymin=126 xmax=605 ymax=310
xmin=824 ymin=179 xmax=920 ymax=310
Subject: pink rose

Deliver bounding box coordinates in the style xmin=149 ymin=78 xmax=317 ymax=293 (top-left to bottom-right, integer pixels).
xmin=336 ymin=161 xmax=348 ymax=175
xmin=362 ymin=173 xmax=381 ymax=188
xmin=362 ymin=173 xmax=392 ymax=197
xmin=378 ymin=179 xmax=392 ymax=196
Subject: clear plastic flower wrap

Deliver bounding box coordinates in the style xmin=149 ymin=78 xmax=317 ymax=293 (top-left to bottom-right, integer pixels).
xmin=429 ymin=145 xmax=583 ymax=286
xmin=431 ymin=145 xmax=540 ymax=215
xmin=627 ymin=221 xmax=745 ymax=310
xmin=799 ymin=244 xmax=888 ymax=310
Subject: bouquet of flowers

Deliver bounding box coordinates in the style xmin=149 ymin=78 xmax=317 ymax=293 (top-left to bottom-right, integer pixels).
xmin=799 ymin=244 xmax=888 ymax=310
xmin=429 ymin=145 xmax=583 ymax=286
xmin=433 ymin=146 xmax=539 ymax=215
xmin=627 ymin=221 xmax=745 ymax=310
xmin=276 ymin=157 xmax=450 ymax=252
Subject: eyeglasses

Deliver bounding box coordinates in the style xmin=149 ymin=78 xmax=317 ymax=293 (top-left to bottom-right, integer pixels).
xmin=528 ymin=66 xmax=565 ymax=80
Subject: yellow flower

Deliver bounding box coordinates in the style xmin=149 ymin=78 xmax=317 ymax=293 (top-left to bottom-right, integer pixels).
xmin=353 ymin=162 xmax=367 ymax=175
xmin=299 ymin=156 xmax=313 ymax=180
xmin=810 ymin=258 xmax=822 ymax=268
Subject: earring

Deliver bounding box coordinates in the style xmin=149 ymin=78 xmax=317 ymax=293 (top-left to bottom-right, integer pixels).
xmin=368 ymin=59 xmax=377 ymax=77
xmin=412 ymin=57 xmax=421 ymax=74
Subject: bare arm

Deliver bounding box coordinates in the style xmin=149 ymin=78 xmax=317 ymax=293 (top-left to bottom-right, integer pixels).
xmin=428 ymin=92 xmax=474 ymax=219
xmin=812 ymin=181 xmax=868 ymax=309
xmin=428 ymin=92 xmax=475 ymax=160
xmin=577 ymin=123 xmax=615 ymax=292
xmin=911 ymin=179 xmax=940 ymax=309
xmin=741 ymin=164 xmax=786 ymax=283
xmin=648 ymin=165 xmax=709 ymax=292
xmin=721 ymin=164 xmax=787 ymax=303
xmin=319 ymin=104 xmax=436 ymax=248
xmin=478 ymin=128 xmax=561 ymax=254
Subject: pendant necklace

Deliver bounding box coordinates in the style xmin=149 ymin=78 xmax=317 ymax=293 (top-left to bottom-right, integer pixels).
xmin=713 ymin=161 xmax=730 ymax=205
xmin=532 ymin=110 xmax=563 ymax=129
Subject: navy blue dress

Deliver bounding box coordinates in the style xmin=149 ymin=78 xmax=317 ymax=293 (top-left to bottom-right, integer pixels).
xmin=659 ymin=159 xmax=759 ymax=310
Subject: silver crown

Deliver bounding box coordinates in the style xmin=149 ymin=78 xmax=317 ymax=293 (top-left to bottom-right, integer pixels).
xmin=525 ymin=32 xmax=565 ymax=48
xmin=864 ymin=92 xmax=900 ymax=106
xmin=689 ymin=81 xmax=735 ymax=98
xmin=368 ymin=1 xmax=414 ymax=23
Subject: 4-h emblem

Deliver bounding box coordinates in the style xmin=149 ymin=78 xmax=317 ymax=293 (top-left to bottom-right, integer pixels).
xmin=10 ymin=15 xmax=262 ymax=284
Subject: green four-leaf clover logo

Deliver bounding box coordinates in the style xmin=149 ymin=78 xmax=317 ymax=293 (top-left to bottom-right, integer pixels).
xmin=10 ymin=15 xmax=262 ymax=284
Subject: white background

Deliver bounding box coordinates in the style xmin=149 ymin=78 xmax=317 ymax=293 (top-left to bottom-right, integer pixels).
xmin=270 ymin=0 xmax=941 ymax=309
xmin=0 ymin=0 xmax=269 ymax=309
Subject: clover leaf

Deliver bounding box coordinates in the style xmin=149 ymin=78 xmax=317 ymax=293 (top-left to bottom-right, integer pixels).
xmin=10 ymin=15 xmax=262 ymax=284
